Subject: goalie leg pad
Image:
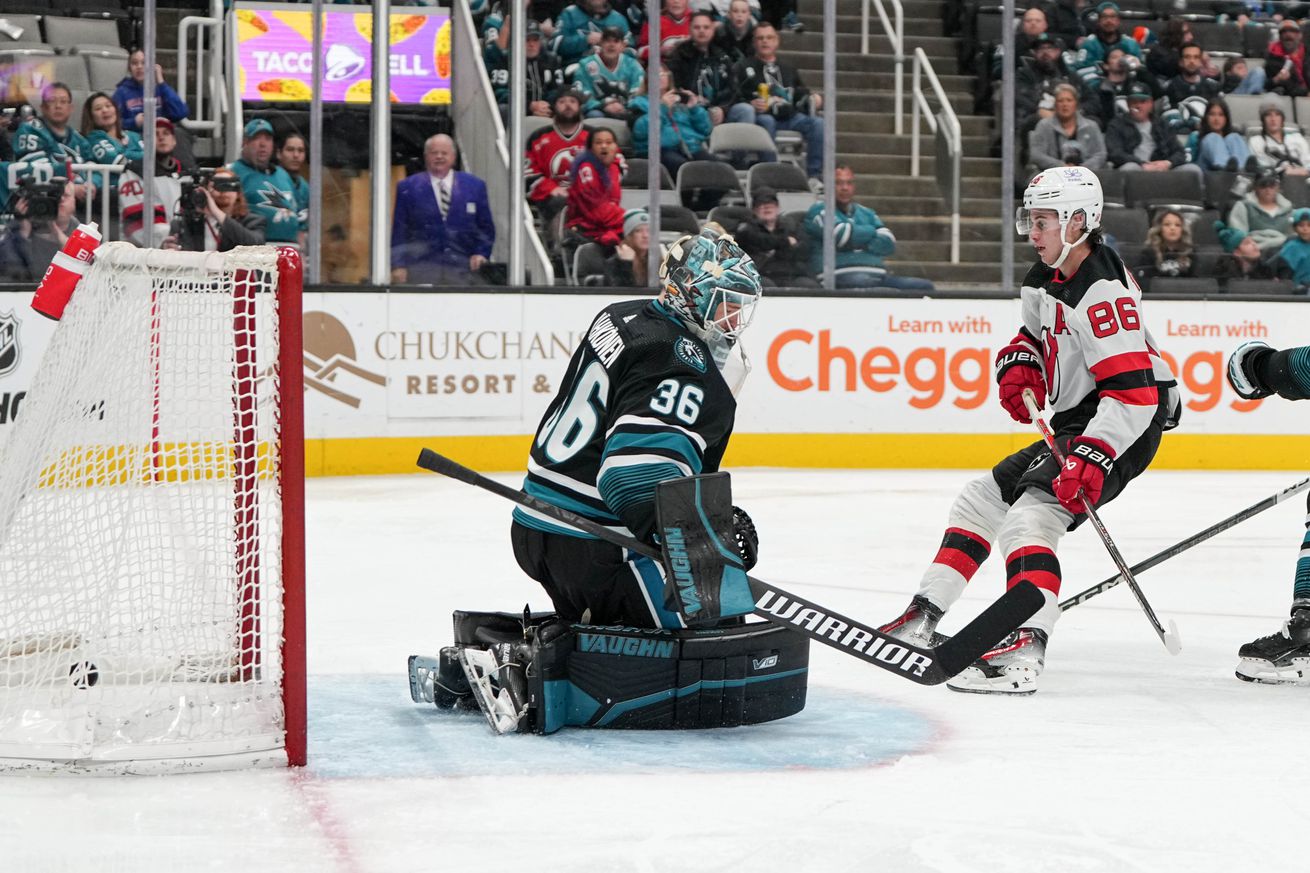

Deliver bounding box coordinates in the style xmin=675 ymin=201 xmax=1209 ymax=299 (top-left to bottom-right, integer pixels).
xmin=530 ymin=620 xmax=809 ymax=734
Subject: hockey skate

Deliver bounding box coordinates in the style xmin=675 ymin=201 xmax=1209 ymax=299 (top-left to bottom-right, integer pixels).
xmin=1226 ymin=341 xmax=1274 ymax=400
xmin=946 ymin=628 xmax=1047 ymax=695
xmin=457 ymin=641 xmax=532 ymax=734
xmin=878 ymin=595 xmax=946 ymax=648
xmin=1235 ymin=608 xmax=1310 ymax=685
xmin=408 ymin=647 xmax=477 ymax=710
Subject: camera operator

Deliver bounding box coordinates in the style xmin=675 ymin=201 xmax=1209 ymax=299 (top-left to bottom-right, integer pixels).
xmin=163 ymin=167 xmax=265 ymax=253
xmin=0 ymin=177 xmax=77 ymax=282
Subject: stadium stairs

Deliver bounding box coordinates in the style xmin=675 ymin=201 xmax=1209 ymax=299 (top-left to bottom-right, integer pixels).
xmin=796 ymin=0 xmax=1014 ymax=289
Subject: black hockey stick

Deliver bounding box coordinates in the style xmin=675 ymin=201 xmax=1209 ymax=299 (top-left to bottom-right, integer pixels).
xmin=1060 ymin=475 xmax=1310 ymax=611
xmin=416 ymin=448 xmax=1044 ymax=686
xmin=1021 ymin=390 xmax=1182 ymax=654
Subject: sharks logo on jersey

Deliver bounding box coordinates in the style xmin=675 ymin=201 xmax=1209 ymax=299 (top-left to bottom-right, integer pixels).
xmin=674 ymin=336 xmax=707 ymax=373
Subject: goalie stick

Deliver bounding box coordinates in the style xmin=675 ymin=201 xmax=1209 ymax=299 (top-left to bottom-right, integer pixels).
xmin=1021 ymin=390 xmax=1182 ymax=655
xmin=1060 ymin=476 xmax=1310 ymax=611
xmin=416 ymin=448 xmax=1044 ymax=686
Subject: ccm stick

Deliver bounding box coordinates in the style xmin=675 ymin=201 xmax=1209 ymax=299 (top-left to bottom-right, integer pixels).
xmin=1021 ymin=389 xmax=1182 ymax=654
xmin=416 ymin=448 xmax=1043 ymax=686
xmin=1060 ymin=476 xmax=1310 ymax=610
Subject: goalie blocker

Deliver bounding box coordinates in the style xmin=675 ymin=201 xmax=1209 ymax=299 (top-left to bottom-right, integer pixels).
xmin=409 ymin=610 xmax=809 ymax=734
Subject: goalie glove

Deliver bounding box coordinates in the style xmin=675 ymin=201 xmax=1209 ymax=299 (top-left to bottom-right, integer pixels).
xmin=1052 ymin=437 xmax=1115 ymax=514
xmin=995 ymin=330 xmax=1046 ymax=424
xmin=732 ymin=505 xmax=759 ymax=571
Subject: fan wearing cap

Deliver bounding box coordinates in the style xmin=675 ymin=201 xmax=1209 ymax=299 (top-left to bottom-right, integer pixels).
xmin=1214 ymin=221 xmax=1291 ymax=283
xmin=574 ymin=26 xmax=645 ymax=118
xmin=117 ymin=116 xmax=197 ymax=248
xmin=1105 ymin=81 xmax=1201 ymax=178
xmin=1275 ymin=206 xmax=1310 ymax=286
xmin=484 ymin=19 xmax=565 ymax=120
xmin=1266 ymin=18 xmax=1309 ymax=97
xmin=603 ymin=208 xmax=655 ymax=286
xmin=525 ymin=87 xmax=588 ymax=219
xmin=876 ymin=165 xmax=1180 ymax=695
xmin=733 ymin=186 xmax=814 ymax=287
xmin=1248 ymin=102 xmax=1310 ymax=177
xmin=1228 ymin=168 xmax=1295 ymax=255
xmin=227 ymin=118 xmax=306 ymax=247
xmin=1072 ymin=2 xmax=1142 ymax=80
xmin=1015 ymin=32 xmax=1075 ymax=138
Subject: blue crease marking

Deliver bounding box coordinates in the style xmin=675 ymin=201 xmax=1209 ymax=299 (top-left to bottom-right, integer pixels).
xmin=307 ymin=675 xmax=934 ymax=779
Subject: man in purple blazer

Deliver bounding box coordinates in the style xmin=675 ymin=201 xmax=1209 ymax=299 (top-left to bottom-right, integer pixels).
xmin=390 ymin=134 xmax=496 ymax=285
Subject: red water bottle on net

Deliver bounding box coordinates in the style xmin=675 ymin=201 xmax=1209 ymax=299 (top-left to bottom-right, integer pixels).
xmin=31 ymin=221 xmax=101 ymax=321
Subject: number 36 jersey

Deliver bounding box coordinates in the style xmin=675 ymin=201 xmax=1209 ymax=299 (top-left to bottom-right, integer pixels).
xmin=1020 ymin=243 xmax=1175 ymax=457
xmin=513 ymin=299 xmax=737 ymax=545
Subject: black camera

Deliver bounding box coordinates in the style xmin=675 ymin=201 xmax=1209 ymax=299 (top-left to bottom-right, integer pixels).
xmin=179 ymin=170 xmax=243 ymax=224
xmin=178 ymin=170 xmax=215 ymax=224
xmin=16 ymin=177 xmax=64 ymax=223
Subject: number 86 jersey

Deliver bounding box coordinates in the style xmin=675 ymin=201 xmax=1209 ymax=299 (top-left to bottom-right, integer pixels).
xmin=1021 ymin=243 xmax=1174 ymax=456
xmin=514 ymin=299 xmax=737 ymax=545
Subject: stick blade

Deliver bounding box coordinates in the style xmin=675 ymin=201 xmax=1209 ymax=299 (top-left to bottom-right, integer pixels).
xmin=933 ymin=582 xmax=1046 ymax=679
xmin=1163 ymin=620 xmax=1182 ymax=656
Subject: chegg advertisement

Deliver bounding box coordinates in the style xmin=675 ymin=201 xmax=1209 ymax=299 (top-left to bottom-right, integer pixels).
xmin=233 ymin=3 xmax=451 ymax=105
xmin=744 ymin=298 xmax=1293 ymax=431
xmin=0 ymin=291 xmax=1305 ymax=473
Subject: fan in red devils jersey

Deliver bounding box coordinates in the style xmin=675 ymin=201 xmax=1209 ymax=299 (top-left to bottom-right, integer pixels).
xmin=524 ymin=88 xmax=589 ymax=220
xmin=511 ymin=227 xmax=762 ymax=630
xmin=878 ymin=166 xmax=1181 ymax=695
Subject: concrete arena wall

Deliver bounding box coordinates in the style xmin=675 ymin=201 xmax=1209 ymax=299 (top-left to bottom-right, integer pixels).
xmin=1 ymin=289 xmax=1305 ymax=473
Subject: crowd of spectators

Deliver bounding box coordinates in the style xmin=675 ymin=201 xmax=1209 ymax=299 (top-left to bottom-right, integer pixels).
xmin=0 ymin=2 xmax=932 ymax=291
xmin=973 ymin=0 xmax=1310 ymax=293
xmin=0 ymin=36 xmax=314 ymax=281
xmin=478 ymin=0 xmax=929 ymax=289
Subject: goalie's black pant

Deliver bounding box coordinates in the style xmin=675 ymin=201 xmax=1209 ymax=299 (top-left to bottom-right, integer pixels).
xmin=511 ymin=522 xmax=686 ymax=630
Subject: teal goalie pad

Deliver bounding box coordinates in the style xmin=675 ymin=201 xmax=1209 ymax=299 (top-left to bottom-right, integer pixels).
xmin=532 ymin=620 xmax=810 ymax=734
xmin=655 ymin=473 xmax=756 ymax=625
xmin=433 ymin=610 xmax=810 ymax=735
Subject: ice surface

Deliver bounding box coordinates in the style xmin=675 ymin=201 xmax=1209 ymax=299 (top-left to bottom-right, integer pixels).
xmin=1 ymin=467 xmax=1307 ymax=872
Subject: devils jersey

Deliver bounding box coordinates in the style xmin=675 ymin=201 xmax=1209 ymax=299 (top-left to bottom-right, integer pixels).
xmin=1018 ymin=242 xmax=1174 ymax=456
xmin=513 ymin=299 xmax=736 ymax=544
xmin=525 ymin=123 xmax=588 ymax=203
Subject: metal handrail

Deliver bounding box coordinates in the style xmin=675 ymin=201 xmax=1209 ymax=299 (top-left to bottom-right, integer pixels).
xmin=71 ymin=162 xmax=124 ymax=239
xmin=909 ymin=48 xmax=961 ymax=264
xmin=862 ymin=0 xmax=904 ymax=135
xmin=177 ymin=15 xmax=223 ymax=133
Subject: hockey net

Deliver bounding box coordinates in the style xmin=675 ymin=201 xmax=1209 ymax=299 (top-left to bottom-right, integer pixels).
xmin=0 ymin=243 xmax=305 ymax=773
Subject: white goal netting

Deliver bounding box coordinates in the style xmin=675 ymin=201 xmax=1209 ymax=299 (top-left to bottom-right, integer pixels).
xmin=0 ymin=244 xmax=300 ymax=772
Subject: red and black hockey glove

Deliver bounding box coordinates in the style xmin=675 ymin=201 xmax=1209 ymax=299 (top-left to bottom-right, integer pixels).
xmin=1052 ymin=437 xmax=1115 ymax=514
xmin=995 ymin=331 xmax=1046 ymax=424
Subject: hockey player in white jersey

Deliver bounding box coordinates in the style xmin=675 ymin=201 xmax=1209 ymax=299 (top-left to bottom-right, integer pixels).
xmin=879 ymin=166 xmax=1180 ymax=694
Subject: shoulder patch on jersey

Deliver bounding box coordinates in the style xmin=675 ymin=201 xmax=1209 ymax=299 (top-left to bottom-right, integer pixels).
xmin=674 ymin=336 xmax=707 ymax=373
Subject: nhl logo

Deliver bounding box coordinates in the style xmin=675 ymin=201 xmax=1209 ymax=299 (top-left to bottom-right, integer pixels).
xmin=0 ymin=310 xmax=19 ymax=377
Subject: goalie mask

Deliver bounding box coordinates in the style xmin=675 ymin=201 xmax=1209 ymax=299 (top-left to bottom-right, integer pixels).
xmin=1016 ymin=166 xmax=1103 ymax=270
xmin=659 ymin=228 xmax=763 ymax=351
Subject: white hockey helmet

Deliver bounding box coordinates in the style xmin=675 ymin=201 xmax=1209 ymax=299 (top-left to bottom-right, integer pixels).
xmin=1017 ymin=166 xmax=1104 ymax=269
